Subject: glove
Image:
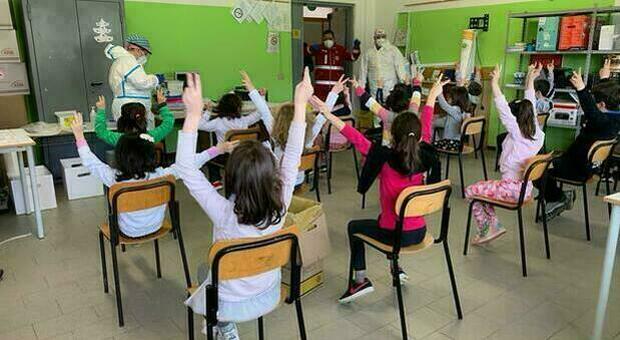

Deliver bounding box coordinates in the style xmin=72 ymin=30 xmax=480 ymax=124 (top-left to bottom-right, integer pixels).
xmin=156 ymin=73 xmax=166 ymax=84
xmin=353 ymin=39 xmax=361 ymax=50
xmin=310 ymin=43 xmax=321 ymax=52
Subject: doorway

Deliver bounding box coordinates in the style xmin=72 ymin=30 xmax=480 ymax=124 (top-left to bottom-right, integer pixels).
xmin=291 ymin=1 xmax=354 ymax=90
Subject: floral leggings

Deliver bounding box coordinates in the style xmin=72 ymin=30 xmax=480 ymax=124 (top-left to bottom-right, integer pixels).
xmin=464 ymin=179 xmax=532 ymax=236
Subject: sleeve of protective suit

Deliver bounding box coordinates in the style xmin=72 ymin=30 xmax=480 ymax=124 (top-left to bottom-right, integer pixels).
xmin=393 ymin=47 xmax=409 ymax=83
xmin=126 ymin=65 xmax=159 ymax=91
xmin=359 ymin=53 xmax=369 ymax=88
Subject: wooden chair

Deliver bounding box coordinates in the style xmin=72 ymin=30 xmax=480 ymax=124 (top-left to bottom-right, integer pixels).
xmin=464 ymin=153 xmax=554 ymax=277
xmin=98 ymin=175 xmax=191 ymax=327
xmin=324 ymin=116 xmax=360 ymax=195
xmin=209 ymin=126 xmax=262 ymax=173
xmin=349 ymin=180 xmax=462 ymax=339
xmin=437 ymin=116 xmax=487 ymax=198
xmin=186 ymin=226 xmax=307 ymax=340
xmin=294 ymin=147 xmax=321 ymax=202
xmin=543 ymin=139 xmax=618 ymax=241
xmin=595 ymin=140 xmax=620 ymax=198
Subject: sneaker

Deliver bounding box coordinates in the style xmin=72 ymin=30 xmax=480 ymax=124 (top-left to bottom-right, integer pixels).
xmin=338 ymin=278 xmax=375 ymax=304
xmin=472 ymin=225 xmax=506 ymax=245
xmin=563 ymin=190 xmax=576 ymax=211
xmin=397 ymin=268 xmax=409 ymax=284
xmin=545 ymin=200 xmax=567 ymax=221
xmin=216 ymin=323 xmax=239 ymax=340
xmin=210 ymin=180 xmax=223 ymax=190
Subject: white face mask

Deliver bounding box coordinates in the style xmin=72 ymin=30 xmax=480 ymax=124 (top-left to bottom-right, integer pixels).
xmin=375 ymin=38 xmax=386 ymax=48
xmin=136 ymin=55 xmax=148 ymax=65
xmin=323 ymin=39 xmax=334 ymax=49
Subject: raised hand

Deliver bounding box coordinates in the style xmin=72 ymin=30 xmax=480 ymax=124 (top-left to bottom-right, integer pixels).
xmin=70 ymin=112 xmax=85 ymax=141
xmin=96 ymin=95 xmax=105 ymax=110
xmin=240 ymin=70 xmax=256 ymax=92
xmin=182 ymin=73 xmax=204 ymax=121
xmin=331 ymin=75 xmax=349 ymax=95
xmin=570 ymin=68 xmax=586 ymax=91
xmin=428 ymin=73 xmax=450 ymax=100
xmin=217 ymin=140 xmax=239 ymax=154
xmin=528 ymin=62 xmax=543 ymax=79
xmin=490 ymin=64 xmax=501 ymax=84
xmin=156 ymin=88 xmax=166 ymax=105
xmin=348 ymin=77 xmax=360 ymax=89
xmin=295 ymin=67 xmax=314 ymax=105
xmin=600 ymin=59 xmax=612 ymax=80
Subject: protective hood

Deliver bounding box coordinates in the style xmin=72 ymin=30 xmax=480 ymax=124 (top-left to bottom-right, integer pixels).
xmin=104 ymin=44 xmax=133 ymax=61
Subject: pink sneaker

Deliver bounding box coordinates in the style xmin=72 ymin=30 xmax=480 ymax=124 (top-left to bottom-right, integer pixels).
xmin=472 ymin=226 xmax=506 ymax=246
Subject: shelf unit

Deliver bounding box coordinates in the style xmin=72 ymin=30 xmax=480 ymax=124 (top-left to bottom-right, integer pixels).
xmin=501 ymin=6 xmax=620 ymax=132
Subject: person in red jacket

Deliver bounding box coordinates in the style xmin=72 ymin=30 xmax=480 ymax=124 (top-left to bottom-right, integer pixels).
xmin=307 ymin=30 xmax=360 ymax=100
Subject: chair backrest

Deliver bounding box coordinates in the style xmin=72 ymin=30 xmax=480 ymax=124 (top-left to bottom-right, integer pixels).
xmin=460 ymin=116 xmax=485 ymax=137
xmin=154 ymin=142 xmax=165 ymax=166
xmin=225 ymin=126 xmax=261 ymax=142
xmin=537 ymin=113 xmax=550 ymax=130
xmin=517 ymin=153 xmax=554 ymax=205
xmin=326 ymin=116 xmax=355 ymax=151
xmin=394 ymin=180 xmax=452 ymax=247
xmin=108 ymin=175 xmax=175 ymax=214
xmin=298 ymin=147 xmax=319 ymax=172
xmin=587 ymin=139 xmax=617 ymax=166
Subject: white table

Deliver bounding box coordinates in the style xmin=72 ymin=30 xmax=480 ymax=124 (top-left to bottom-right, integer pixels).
xmin=593 ymin=192 xmax=620 ymax=339
xmin=0 ymin=129 xmax=44 ymax=239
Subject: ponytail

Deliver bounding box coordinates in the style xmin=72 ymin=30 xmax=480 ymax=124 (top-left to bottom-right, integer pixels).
xmin=391 ymin=112 xmax=422 ymax=175
xmin=401 ymin=132 xmax=420 ymax=173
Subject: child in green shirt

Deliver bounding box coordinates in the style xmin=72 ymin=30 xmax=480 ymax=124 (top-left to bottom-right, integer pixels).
xmin=95 ymin=88 xmax=174 ymax=146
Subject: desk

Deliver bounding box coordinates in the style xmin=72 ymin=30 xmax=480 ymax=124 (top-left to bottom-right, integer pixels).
xmin=593 ymin=192 xmax=620 ymax=339
xmin=0 ymin=129 xmax=44 ymax=238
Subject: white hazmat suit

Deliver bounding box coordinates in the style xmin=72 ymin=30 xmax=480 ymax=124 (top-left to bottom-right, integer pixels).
xmin=359 ymin=41 xmax=409 ymax=96
xmin=105 ymin=44 xmax=159 ymax=128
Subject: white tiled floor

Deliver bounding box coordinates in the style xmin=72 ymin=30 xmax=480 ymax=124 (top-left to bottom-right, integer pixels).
xmin=1 ymin=151 xmax=620 ymax=339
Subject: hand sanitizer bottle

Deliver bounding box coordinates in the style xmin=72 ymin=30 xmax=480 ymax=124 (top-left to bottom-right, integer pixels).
xmin=89 ymin=106 xmax=97 ymax=130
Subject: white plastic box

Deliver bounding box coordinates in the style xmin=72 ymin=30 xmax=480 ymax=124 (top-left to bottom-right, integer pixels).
xmin=0 ymin=30 xmax=20 ymax=62
xmin=9 ymin=165 xmax=57 ymax=215
xmin=0 ymin=0 xmax=12 ymax=29
xmin=60 ymin=158 xmax=104 ymax=200
xmin=0 ymin=63 xmax=30 ymax=95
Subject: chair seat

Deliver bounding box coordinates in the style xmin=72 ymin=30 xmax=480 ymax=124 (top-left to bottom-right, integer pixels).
xmin=353 ymin=232 xmax=435 ymax=255
xmin=553 ymin=176 xmax=593 ymax=186
xmin=470 ymin=195 xmax=531 ymax=209
xmin=187 ymin=285 xmax=198 ymax=295
xmin=437 ymin=145 xmax=474 ymax=155
xmin=100 ymin=219 xmax=173 ymax=245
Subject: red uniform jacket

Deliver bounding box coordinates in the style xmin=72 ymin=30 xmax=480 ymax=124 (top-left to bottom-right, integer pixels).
xmin=307 ymin=44 xmax=360 ymax=100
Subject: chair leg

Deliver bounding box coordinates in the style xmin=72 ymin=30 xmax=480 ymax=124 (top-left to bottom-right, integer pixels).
xmin=295 ymin=300 xmax=308 ymax=340
xmin=187 ymin=306 xmax=194 ymax=340
xmin=121 ymin=244 xmax=126 ymax=253
xmin=535 ymin=196 xmax=541 ymax=223
xmin=443 ymin=241 xmax=463 ymax=319
xmin=154 ymin=239 xmax=162 ymax=278
xmin=361 ymin=193 xmax=366 ymax=210
xmin=583 ymin=185 xmax=591 ymax=241
xmin=517 ymin=208 xmax=528 ymax=277
xmin=541 ymin=197 xmax=551 ymax=260
xmin=110 ymin=242 xmax=124 ymax=327
xmin=352 ymin=148 xmax=360 ymax=180
xmin=463 ymin=202 xmax=474 ymax=255
xmin=457 ymin=154 xmax=466 ymax=198
xmin=445 ymin=155 xmax=451 ymax=179
xmin=314 ymin=163 xmax=321 ymax=203
xmin=258 ymin=316 xmax=265 ymax=340
xmin=206 ymin=321 xmax=215 ymax=340
xmin=480 ymin=147 xmax=488 ymax=181
xmin=392 ymin=258 xmax=408 ymax=340
xmin=99 ymin=231 xmax=108 ymax=293
xmin=327 ymin=152 xmax=333 ymax=195
xmin=495 ymin=147 xmax=500 ymax=172
xmin=606 ymin=177 xmax=612 ymax=217
xmin=176 ymin=228 xmax=192 ymax=288
xmin=596 ymin=176 xmax=602 ymax=196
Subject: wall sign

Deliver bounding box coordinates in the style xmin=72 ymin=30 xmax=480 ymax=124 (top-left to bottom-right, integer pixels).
xmin=93 ymin=18 xmax=113 ymax=43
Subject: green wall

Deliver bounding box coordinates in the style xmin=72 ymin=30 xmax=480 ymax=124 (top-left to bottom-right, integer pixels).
xmin=408 ymin=0 xmax=614 ymax=149
xmin=124 ymin=1 xmax=293 ymax=102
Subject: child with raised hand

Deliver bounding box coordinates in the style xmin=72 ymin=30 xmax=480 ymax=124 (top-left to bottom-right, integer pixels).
xmin=432 ymin=77 xmax=474 ymax=152
xmin=465 ymin=64 xmax=544 ymax=245
xmin=95 ymin=88 xmax=174 ymax=146
xmin=178 ymin=69 xmax=311 ymax=339
xmin=70 ymin=112 xmax=235 ymax=238
xmin=314 ymin=76 xmax=445 ymax=304
xmin=350 ymin=73 xmax=423 ymax=146
xmin=534 ymin=62 xmax=555 ymax=114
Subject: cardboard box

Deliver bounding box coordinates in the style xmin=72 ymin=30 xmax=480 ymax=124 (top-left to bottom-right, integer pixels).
xmin=282 ymin=196 xmax=330 ymax=297
xmin=9 ymin=165 xmax=57 ymax=215
xmin=60 ymin=158 xmax=104 ymax=200
xmin=0 ymin=63 xmax=29 ymax=96
xmin=0 ymin=30 xmax=20 ymax=62
xmin=0 ymin=95 xmax=28 ymax=128
xmin=282 ymin=260 xmax=324 ymax=297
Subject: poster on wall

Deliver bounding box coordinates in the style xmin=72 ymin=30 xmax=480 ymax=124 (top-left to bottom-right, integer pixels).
xmin=93 ymin=18 xmax=114 ymax=43
xmin=267 ymin=31 xmax=280 ymax=54
xmin=250 ymin=1 xmax=266 ymax=24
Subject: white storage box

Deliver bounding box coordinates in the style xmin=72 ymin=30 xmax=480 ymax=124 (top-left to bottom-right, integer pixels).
xmin=0 ymin=63 xmax=29 ymax=96
xmin=0 ymin=0 xmax=12 ymax=29
xmin=60 ymin=158 xmax=103 ymax=200
xmin=0 ymin=30 xmax=20 ymax=62
xmin=10 ymin=165 xmax=57 ymax=215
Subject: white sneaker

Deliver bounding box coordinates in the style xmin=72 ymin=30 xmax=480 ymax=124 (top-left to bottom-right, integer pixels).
xmin=217 ymin=323 xmax=240 ymax=340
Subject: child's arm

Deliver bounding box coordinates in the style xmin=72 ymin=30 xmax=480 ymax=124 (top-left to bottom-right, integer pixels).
xmin=176 ymin=74 xmax=229 ymax=223
xmin=167 ymin=142 xmax=236 ymax=178
xmin=351 ymin=77 xmax=392 ymax=123
xmin=94 ymin=95 xmax=121 ymax=146
xmin=409 ymin=73 xmax=424 ymax=114
xmin=70 ymin=112 xmax=116 ymax=187
xmin=437 ymin=93 xmax=463 ymax=120
xmin=490 ymin=65 xmax=520 ymax=135
xmin=197 ymin=112 xmax=218 ymax=132
xmin=524 ymin=63 xmax=542 ymax=114
xmin=148 ymin=89 xmax=175 ymax=143
xmin=241 ymin=71 xmax=274 ymax=134
xmin=546 ymin=62 xmax=555 ymax=93
xmin=423 ymin=76 xmax=449 ymax=143
xmin=317 ymin=96 xmax=372 ymax=156
xmin=281 ymin=68 xmax=312 ymax=208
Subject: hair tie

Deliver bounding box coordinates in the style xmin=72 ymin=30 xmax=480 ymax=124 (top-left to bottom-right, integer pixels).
xmin=408 ymin=132 xmax=416 ymax=138
xmin=139 ymin=133 xmax=154 ymax=143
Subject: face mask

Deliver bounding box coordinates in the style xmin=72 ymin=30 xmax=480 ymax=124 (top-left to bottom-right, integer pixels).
xmin=136 ymin=55 xmax=148 ymax=65
xmin=375 ymin=38 xmax=386 ymax=48
xmin=323 ymin=39 xmax=334 ymax=49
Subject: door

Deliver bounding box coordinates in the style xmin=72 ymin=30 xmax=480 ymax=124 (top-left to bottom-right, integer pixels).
xmin=76 ymin=0 xmax=124 ymax=118
xmin=291 ymin=2 xmax=304 ymax=91
xmin=25 ymin=0 xmax=88 ymax=122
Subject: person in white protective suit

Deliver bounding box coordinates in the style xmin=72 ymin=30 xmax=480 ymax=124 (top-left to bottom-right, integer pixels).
xmin=104 ymin=34 xmax=162 ymax=129
xmin=359 ymin=29 xmax=410 ymax=99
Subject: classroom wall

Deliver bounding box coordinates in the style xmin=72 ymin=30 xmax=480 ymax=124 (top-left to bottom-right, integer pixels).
xmin=403 ymin=0 xmax=616 ymax=149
